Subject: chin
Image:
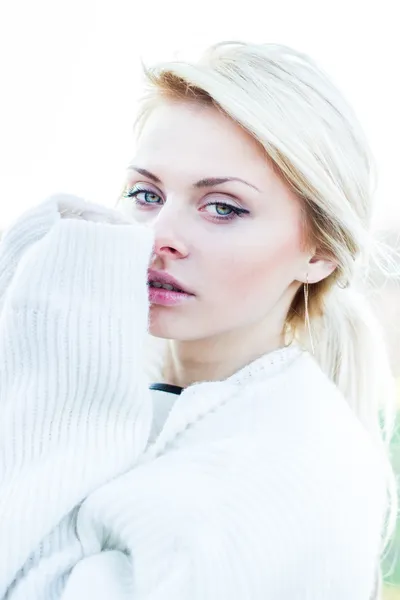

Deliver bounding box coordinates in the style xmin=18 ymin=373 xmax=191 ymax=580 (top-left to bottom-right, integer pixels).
xmin=148 ymin=323 xmax=170 ymax=339
xmin=148 ymin=306 xmax=179 ymax=339
xmin=148 ymin=306 xmax=202 ymax=341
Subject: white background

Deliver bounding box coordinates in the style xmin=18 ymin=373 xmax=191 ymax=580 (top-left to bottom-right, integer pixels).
xmin=0 ymin=0 xmax=398 ymax=230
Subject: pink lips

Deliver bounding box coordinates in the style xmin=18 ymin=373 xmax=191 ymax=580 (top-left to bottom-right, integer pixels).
xmin=147 ymin=269 xmax=195 ymax=306
xmin=148 ymin=286 xmax=194 ymax=306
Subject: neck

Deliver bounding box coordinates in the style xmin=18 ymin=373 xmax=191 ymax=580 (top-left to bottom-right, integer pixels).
xmin=162 ymin=322 xmax=286 ymax=389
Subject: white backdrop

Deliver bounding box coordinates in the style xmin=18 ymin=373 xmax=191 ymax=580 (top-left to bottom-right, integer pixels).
xmin=0 ymin=0 xmax=398 ymax=230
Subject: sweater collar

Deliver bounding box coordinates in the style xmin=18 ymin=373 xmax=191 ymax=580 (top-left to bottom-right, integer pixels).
xmin=144 ymin=334 xmax=304 ymax=390
xmin=142 ymin=341 xmax=304 ymax=462
xmin=222 ymin=342 xmax=303 ymax=386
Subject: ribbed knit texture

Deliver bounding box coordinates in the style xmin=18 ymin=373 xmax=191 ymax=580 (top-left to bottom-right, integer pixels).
xmin=0 ymin=195 xmax=387 ymax=599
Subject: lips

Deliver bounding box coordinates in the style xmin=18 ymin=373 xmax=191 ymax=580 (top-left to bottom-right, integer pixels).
xmin=147 ymin=269 xmax=194 ymax=295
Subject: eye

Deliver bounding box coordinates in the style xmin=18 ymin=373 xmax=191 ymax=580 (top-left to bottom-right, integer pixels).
xmin=202 ymin=201 xmax=249 ymax=221
xmin=122 ymin=185 xmax=162 ymax=206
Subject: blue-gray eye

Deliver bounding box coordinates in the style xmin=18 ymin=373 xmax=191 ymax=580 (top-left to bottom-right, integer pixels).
xmin=214 ymin=204 xmax=232 ymax=216
xmin=123 ymin=187 xmax=162 ymax=205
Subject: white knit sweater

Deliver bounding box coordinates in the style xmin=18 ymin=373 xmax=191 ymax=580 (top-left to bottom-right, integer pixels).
xmin=0 ymin=194 xmax=386 ymax=599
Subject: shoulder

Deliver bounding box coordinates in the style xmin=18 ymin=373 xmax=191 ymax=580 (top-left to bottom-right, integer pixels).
xmin=244 ymin=350 xmax=387 ymax=502
xmin=234 ymin=351 xmax=388 ymax=553
xmin=243 ymin=349 xmax=380 ymax=453
xmin=156 ymin=348 xmax=386 ymax=499
xmin=177 ymin=349 xmax=387 ymax=539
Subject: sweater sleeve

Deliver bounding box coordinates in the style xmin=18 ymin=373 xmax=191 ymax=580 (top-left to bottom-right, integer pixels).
xmin=61 ymin=399 xmax=386 ymax=600
xmin=0 ymin=194 xmax=155 ymax=595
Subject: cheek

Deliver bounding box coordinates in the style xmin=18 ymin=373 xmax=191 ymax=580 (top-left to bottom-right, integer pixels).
xmin=206 ymin=231 xmax=303 ymax=300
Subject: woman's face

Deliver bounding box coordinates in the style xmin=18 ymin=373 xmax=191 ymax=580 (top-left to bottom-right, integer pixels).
xmin=117 ymin=100 xmax=310 ymax=342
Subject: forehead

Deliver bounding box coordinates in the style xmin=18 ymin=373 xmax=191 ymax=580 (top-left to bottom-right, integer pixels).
xmin=132 ymin=101 xmax=274 ymax=184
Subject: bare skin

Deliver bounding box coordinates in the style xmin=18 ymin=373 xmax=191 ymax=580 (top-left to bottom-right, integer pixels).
xmin=117 ymin=101 xmax=335 ymax=387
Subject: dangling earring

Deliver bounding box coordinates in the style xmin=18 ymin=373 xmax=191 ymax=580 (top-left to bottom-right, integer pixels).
xmin=304 ymin=274 xmax=315 ymax=355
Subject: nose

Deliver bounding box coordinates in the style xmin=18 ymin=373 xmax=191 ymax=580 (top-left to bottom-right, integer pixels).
xmin=150 ymin=205 xmax=189 ymax=262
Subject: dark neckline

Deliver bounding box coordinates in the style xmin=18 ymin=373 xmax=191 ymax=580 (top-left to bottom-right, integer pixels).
xmin=149 ymin=383 xmax=184 ymax=396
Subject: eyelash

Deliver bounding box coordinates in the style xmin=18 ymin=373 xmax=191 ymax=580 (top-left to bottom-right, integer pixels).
xmin=122 ymin=186 xmax=249 ymax=221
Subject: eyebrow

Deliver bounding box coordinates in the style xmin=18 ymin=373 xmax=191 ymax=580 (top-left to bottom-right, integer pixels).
xmin=127 ymin=166 xmax=261 ymax=192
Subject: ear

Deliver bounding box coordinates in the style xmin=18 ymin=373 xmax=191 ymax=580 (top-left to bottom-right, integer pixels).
xmin=298 ymin=252 xmax=337 ymax=285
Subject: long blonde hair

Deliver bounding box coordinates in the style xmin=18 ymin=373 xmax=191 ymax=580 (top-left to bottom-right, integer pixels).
xmin=132 ymin=41 xmax=399 ymax=578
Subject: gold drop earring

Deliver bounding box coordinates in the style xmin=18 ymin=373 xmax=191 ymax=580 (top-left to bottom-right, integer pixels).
xmin=304 ymin=273 xmax=315 ymax=355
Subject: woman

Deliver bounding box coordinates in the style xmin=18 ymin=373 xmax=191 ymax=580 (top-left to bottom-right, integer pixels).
xmin=0 ymin=42 xmax=397 ymax=599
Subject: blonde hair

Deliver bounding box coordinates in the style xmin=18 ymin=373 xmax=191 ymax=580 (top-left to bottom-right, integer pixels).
xmin=133 ymin=41 xmax=399 ymax=580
